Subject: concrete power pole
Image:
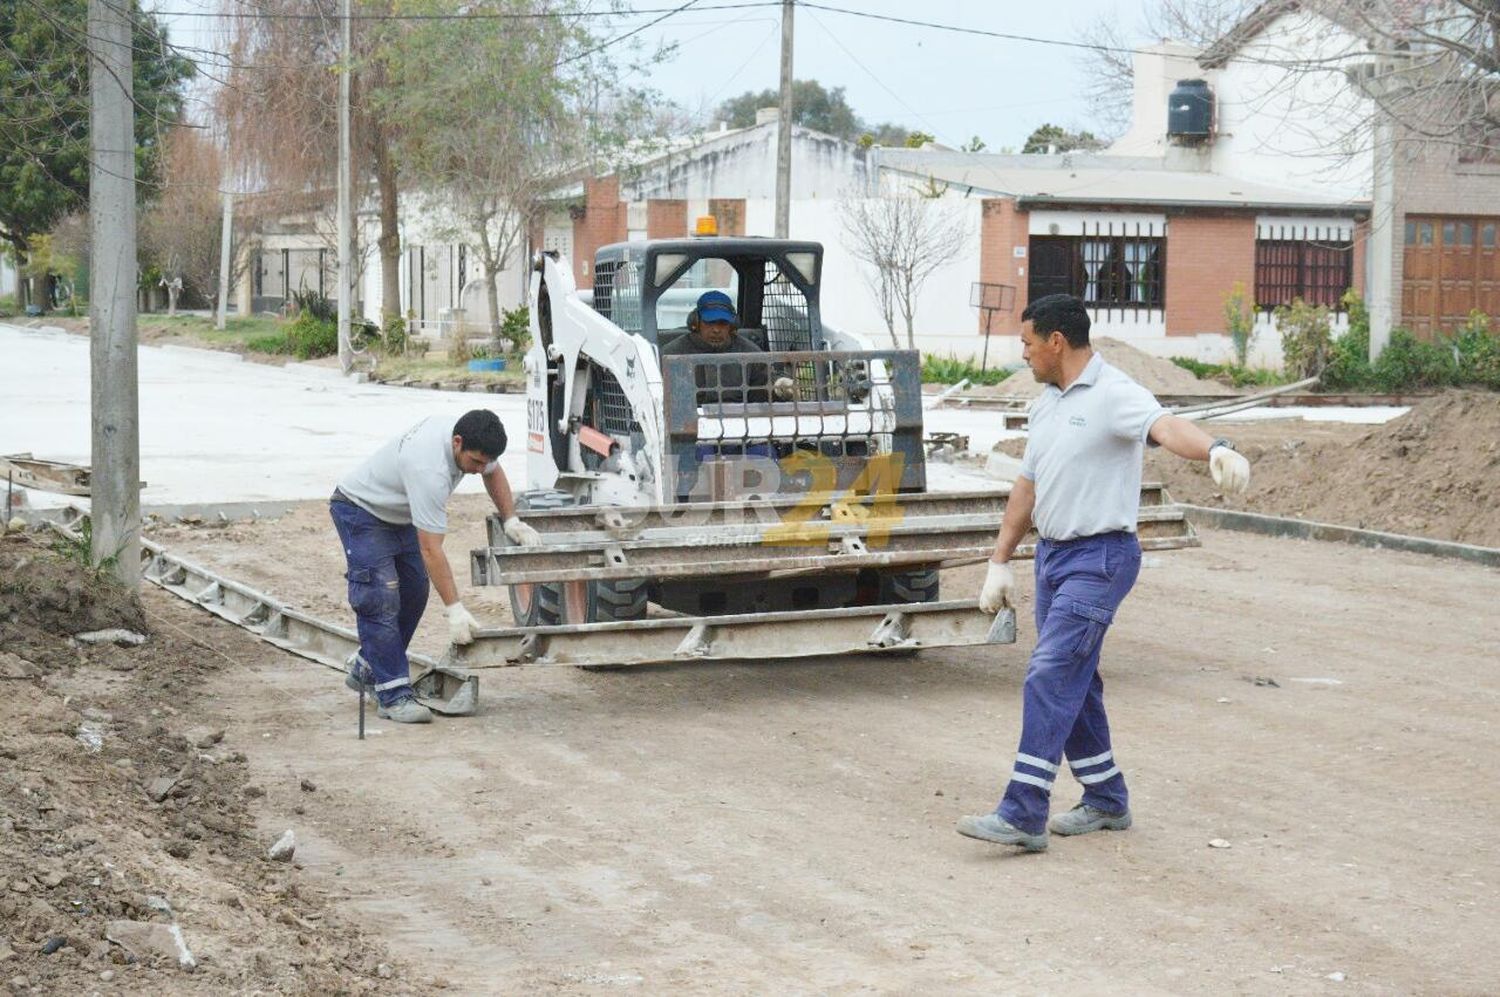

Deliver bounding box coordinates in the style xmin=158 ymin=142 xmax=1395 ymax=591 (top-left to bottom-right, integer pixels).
xmin=215 ymin=190 xmax=233 ymax=331
xmin=87 ymin=0 xmax=141 ymax=587
xmin=774 ymin=0 xmax=794 ymax=238
xmin=1367 ymin=113 xmax=1395 ymax=361
xmin=336 ymin=0 xmax=353 ymax=373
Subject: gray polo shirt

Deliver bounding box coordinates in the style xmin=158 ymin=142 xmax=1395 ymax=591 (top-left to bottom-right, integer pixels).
xmin=337 ymin=416 xmax=496 ymax=534
xmin=1019 ymin=353 xmax=1168 ymax=541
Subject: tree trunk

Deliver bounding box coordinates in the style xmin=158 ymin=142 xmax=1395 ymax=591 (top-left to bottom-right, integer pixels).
xmin=485 ymin=264 xmax=502 ymax=344
xmin=167 ymin=286 xmax=179 ymax=317
xmin=371 ymin=133 xmax=402 ymax=331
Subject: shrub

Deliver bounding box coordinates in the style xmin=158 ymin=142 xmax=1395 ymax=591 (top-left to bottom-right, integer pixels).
xmin=1371 ymin=329 xmax=1455 ymax=392
xmin=1275 ymin=298 xmax=1334 ymax=379
xmin=498 ymin=305 xmax=531 ymax=353
xmin=921 ymin=354 xmax=1017 ymax=386
xmin=285 ymin=312 xmax=338 ymax=359
xmin=0 ymin=293 xmax=15 ymax=317
xmin=1452 ymin=310 xmax=1500 ymax=389
xmin=1321 ymin=290 xmax=1376 ymax=391
xmin=290 ymin=288 xmax=336 ymax=323
xmin=1223 ymin=282 xmax=1254 ymax=367
xmin=382 ymin=315 xmax=408 ymax=357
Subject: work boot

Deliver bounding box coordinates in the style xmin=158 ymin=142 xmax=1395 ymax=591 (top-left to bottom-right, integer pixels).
xmin=955 ymin=812 xmax=1047 ymax=852
xmin=344 ymin=654 xmax=374 ymax=694
xmin=1049 ymin=803 xmax=1132 ymax=836
xmin=377 ymin=694 xmax=432 ymax=724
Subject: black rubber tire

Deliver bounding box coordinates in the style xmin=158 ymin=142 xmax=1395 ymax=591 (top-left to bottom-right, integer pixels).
xmin=506 ymin=489 xmax=573 ymax=627
xmin=877 ymin=567 xmax=940 ymax=604
xmin=506 ymin=489 xmax=651 ymax=632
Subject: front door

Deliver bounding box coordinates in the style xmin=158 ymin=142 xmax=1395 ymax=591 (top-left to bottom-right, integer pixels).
xmin=1029 ymin=237 xmax=1075 ymax=301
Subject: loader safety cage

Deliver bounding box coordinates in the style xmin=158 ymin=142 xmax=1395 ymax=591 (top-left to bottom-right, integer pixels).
xmin=662 ymin=349 xmax=927 ymax=497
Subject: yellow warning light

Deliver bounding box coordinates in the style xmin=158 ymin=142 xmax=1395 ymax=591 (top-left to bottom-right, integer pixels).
xmin=693 ymin=215 xmax=719 ymax=237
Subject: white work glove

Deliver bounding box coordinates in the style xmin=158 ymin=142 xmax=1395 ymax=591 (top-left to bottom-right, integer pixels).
xmin=446 ymin=601 xmax=481 ymax=645
xmin=1208 ymin=444 xmax=1251 ymax=496
xmin=978 ymin=560 xmax=1016 ymax=613
xmin=773 ymin=376 xmax=796 ymax=401
xmin=502 ymin=515 xmax=542 ymax=546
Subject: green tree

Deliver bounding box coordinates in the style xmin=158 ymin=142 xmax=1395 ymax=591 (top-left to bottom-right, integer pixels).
xmin=1021 ymin=123 xmax=1104 ymax=154
xmin=717 ymin=79 xmax=862 ymax=139
xmin=0 ymin=0 xmax=192 ymax=308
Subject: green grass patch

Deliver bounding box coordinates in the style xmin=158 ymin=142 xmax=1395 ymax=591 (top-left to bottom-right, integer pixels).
xmin=1168 ymin=357 xmax=1293 ymax=388
xmin=374 ymin=354 xmax=524 ymax=386
xmin=139 ymin=313 xmax=287 ymax=349
xmin=921 ymin=354 xmax=1020 ymax=386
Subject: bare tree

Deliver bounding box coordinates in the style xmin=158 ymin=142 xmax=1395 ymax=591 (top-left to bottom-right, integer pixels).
xmin=1078 ymin=1 xmax=1500 ymax=159
xmin=216 ymin=0 xmax=400 ymax=322
xmin=841 ymin=195 xmax=967 ymax=351
xmin=140 ymin=127 xmax=224 ymax=315
xmin=1076 ymin=1 xmax=1259 ymax=136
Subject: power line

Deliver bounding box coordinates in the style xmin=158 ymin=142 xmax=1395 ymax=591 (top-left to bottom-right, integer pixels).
xmin=797 ymin=2 xmax=1137 ymax=56
xmin=153 ymin=1 xmax=778 ymax=21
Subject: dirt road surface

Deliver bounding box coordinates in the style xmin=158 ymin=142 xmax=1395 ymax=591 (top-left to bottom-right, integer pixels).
xmin=151 ymin=503 xmax=1500 ymax=995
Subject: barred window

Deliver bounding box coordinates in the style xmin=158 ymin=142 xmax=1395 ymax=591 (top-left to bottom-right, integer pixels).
xmin=1028 ymin=234 xmax=1164 ymax=313
xmin=1254 ymin=240 xmax=1352 ymax=310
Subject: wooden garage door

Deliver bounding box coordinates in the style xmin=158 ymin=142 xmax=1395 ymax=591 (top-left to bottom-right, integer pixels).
xmin=1403 ymin=214 xmax=1500 ymax=338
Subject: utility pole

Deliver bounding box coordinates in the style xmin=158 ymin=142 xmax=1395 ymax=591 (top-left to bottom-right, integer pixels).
xmin=336 ymin=0 xmax=353 ymax=373
xmin=215 ymin=190 xmax=233 ymax=330
xmin=1367 ymin=104 xmax=1395 ymax=361
xmin=87 ymin=0 xmax=141 ymax=587
xmin=774 ymin=0 xmax=794 ymax=238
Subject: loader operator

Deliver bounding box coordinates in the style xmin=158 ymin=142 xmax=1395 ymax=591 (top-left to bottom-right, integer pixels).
xmin=330 ymin=409 xmax=541 ymax=724
xmin=659 ymin=289 xmax=796 ymax=403
xmin=956 ymin=294 xmax=1252 ymax=852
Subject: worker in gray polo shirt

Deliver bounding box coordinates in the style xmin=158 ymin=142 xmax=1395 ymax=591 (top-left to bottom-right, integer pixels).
xmin=957 ymin=294 xmax=1250 ymax=851
xmin=331 ymin=409 xmax=541 ymax=723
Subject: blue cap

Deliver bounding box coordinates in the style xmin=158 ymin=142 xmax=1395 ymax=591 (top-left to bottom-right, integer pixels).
xmin=696 ymin=290 xmax=736 ymax=324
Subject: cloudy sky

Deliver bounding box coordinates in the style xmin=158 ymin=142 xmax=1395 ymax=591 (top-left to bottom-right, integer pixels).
xmin=151 ymin=0 xmax=1165 ymax=149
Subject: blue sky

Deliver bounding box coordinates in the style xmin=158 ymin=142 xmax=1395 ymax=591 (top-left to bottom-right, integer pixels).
xmin=152 ymin=0 xmax=1160 ymax=149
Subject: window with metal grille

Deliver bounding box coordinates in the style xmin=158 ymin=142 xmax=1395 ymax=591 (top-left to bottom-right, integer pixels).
xmin=1029 ymin=234 xmax=1164 ymax=313
xmin=1254 ymin=239 xmax=1352 ymax=310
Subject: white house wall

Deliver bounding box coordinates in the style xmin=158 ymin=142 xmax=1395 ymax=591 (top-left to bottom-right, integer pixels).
xmin=1208 ymin=11 xmax=1372 ymax=200
xmin=618 ymin=125 xmax=870 ymax=202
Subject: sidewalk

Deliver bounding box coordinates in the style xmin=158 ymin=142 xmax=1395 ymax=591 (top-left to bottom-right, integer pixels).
xmin=0 ymin=323 xmax=528 ymax=506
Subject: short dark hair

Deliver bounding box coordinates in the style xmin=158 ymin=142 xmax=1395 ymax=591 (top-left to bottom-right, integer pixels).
xmin=1020 ymin=294 xmax=1091 ymax=348
xmin=452 ymin=409 xmax=506 ymax=459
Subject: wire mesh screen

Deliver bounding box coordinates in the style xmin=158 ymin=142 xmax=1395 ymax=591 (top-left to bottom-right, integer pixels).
xmin=760 ymin=261 xmax=820 ymax=396
xmin=762 ymin=262 xmax=816 ymax=351
xmin=662 ymin=350 xmax=925 ymax=497
xmin=591 ymin=256 xmax=643 ymax=332
xmin=586 ymin=360 xmax=634 ymax=436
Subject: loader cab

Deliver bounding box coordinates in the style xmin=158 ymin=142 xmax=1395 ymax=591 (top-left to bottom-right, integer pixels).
xmin=590 ymin=238 xmax=824 ymax=353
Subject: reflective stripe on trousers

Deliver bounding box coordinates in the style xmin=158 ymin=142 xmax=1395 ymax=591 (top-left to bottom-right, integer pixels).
xmin=997 ymin=530 xmax=1141 ymax=834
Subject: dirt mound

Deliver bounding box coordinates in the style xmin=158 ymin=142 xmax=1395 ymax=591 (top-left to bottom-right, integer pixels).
xmin=988 ymin=337 xmax=1240 ymax=399
xmin=1150 ymin=391 xmax=1500 ymax=546
xmin=0 ymin=531 xmax=414 ymax=994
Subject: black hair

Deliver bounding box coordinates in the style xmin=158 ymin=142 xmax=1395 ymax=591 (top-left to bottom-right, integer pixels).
xmin=1020 ymin=294 xmax=1091 ymax=348
xmin=452 ymin=409 xmax=507 ymax=459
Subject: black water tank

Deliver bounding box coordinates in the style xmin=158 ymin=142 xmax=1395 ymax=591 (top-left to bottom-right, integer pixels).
xmin=1168 ymin=79 xmax=1214 ymax=139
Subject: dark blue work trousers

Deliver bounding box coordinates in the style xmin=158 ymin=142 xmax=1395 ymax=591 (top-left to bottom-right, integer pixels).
xmin=997 ymin=530 xmax=1141 ymax=834
xmin=329 ymin=497 xmax=429 ymax=705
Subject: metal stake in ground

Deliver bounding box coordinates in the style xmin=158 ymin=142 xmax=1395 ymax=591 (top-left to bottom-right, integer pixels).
xmin=358 ymin=684 xmax=365 ymax=740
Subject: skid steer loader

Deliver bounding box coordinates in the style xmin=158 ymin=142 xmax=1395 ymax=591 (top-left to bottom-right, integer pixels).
xmin=447 ymin=232 xmax=1198 ymax=671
